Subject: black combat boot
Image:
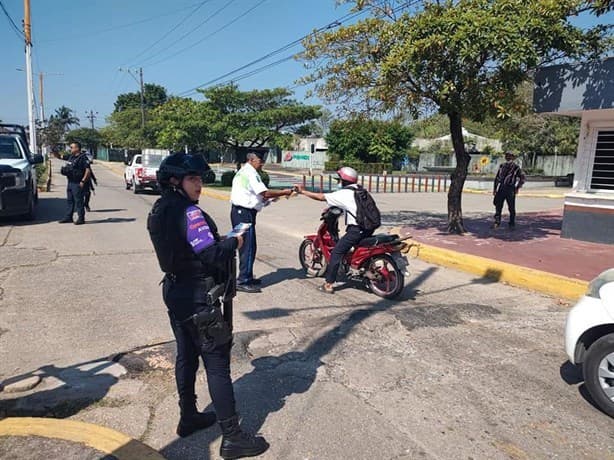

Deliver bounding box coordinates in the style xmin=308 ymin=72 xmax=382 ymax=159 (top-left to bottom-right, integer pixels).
xmin=219 ymin=415 xmax=269 ymax=459
xmin=176 ymin=395 xmax=217 ymax=437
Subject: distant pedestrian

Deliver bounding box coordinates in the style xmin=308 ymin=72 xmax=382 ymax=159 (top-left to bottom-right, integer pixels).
xmin=59 ymin=142 xmax=91 ymax=225
xmin=493 ymin=152 xmax=525 ymax=229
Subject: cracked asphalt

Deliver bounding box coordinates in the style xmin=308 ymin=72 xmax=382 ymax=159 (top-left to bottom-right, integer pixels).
xmin=0 ymin=160 xmax=612 ymax=459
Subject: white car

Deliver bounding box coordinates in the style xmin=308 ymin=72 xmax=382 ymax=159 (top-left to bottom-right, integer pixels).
xmin=565 ymin=268 xmax=614 ymax=417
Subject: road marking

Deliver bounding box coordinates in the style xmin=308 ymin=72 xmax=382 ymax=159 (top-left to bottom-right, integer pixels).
xmin=0 ymin=417 xmax=165 ymax=460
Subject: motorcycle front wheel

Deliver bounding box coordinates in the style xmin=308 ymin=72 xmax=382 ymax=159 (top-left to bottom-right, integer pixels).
xmin=366 ymin=254 xmax=404 ymax=299
xmin=299 ymin=239 xmax=327 ymax=277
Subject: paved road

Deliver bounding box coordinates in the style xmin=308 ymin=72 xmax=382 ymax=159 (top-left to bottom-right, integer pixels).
xmin=0 ymin=162 xmax=612 ymax=459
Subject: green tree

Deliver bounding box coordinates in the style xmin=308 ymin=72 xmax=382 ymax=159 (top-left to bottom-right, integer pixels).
xmin=100 ymin=108 xmax=153 ymax=148
xmin=300 ymin=0 xmax=610 ymax=233
xmin=65 ymin=127 xmax=102 ymax=153
xmin=114 ymin=83 xmax=168 ymax=112
xmin=149 ymin=97 xmax=213 ymax=151
xmin=501 ymin=114 xmax=580 ymax=167
xmin=326 ymin=118 xmax=413 ymax=163
xmin=198 ymin=84 xmax=321 ymax=152
xmin=52 ymin=106 xmax=80 ymax=132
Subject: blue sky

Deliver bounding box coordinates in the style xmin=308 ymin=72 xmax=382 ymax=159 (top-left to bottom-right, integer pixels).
xmin=1 ymin=0 xmax=611 ymax=128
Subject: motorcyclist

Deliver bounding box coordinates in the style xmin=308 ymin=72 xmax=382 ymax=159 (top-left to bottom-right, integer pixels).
xmin=147 ymin=152 xmax=269 ymax=459
xmin=295 ymin=166 xmax=374 ymax=294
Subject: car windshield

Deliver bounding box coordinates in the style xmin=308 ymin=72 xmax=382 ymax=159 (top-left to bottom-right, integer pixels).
xmin=143 ymin=155 xmax=164 ymax=168
xmin=0 ymin=137 xmax=23 ymax=160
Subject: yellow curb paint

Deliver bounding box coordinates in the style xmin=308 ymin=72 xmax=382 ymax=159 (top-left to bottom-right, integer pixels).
xmin=414 ymin=242 xmax=587 ymax=300
xmin=0 ymin=417 xmax=165 ymax=460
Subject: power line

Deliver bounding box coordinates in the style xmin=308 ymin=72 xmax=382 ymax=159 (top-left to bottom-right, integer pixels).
xmin=220 ymin=54 xmax=295 ymax=86
xmin=122 ymin=0 xmax=214 ymax=66
xmin=178 ymin=0 xmax=422 ymax=96
xmin=144 ymin=0 xmax=268 ymax=68
xmin=177 ymin=7 xmax=371 ymax=97
xmin=0 ymin=0 xmax=24 ymax=39
xmin=135 ymin=0 xmax=238 ymax=67
xmin=38 ymin=2 xmax=208 ymax=44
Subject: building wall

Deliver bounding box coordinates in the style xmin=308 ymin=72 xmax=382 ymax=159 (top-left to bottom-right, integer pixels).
xmin=562 ymin=109 xmax=614 ymax=244
xmin=281 ymin=150 xmax=328 ymax=169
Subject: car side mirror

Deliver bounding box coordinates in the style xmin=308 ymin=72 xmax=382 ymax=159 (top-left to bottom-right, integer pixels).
xmin=30 ymin=154 xmax=44 ymax=164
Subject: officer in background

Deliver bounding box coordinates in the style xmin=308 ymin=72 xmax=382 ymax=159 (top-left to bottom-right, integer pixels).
xmin=147 ymin=153 xmax=269 ymax=459
xmin=230 ymin=151 xmax=293 ymax=293
xmin=58 ymin=141 xmax=91 ymax=225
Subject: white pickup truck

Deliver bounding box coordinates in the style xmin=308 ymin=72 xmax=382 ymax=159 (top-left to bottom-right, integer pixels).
xmin=124 ymin=152 xmax=167 ymax=194
xmin=0 ymin=124 xmax=44 ymax=219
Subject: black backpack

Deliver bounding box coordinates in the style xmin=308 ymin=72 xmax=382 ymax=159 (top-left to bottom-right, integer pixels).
xmin=349 ymin=185 xmax=381 ymax=231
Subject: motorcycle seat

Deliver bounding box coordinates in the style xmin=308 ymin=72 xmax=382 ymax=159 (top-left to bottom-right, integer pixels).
xmin=357 ymin=234 xmax=398 ymax=247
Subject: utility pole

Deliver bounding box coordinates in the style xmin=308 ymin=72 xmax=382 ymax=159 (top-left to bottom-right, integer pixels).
xmin=23 ymin=0 xmax=37 ymax=153
xmin=37 ymin=72 xmax=62 ymax=125
xmin=85 ymin=110 xmax=98 ymax=129
xmin=139 ymin=67 xmax=145 ymax=130
xmin=118 ymin=67 xmax=145 ymax=129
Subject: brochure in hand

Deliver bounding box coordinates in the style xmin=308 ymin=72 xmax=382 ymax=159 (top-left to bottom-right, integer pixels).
xmin=226 ymin=223 xmax=252 ymax=238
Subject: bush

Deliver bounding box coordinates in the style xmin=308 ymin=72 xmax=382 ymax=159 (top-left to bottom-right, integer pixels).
xmin=324 ymin=161 xmax=393 ymax=174
xmin=221 ymin=170 xmax=235 ymax=186
xmin=203 ymin=169 xmax=216 ymax=184
xmin=524 ymin=168 xmax=545 ymax=176
xmin=35 ymin=161 xmax=48 ymax=187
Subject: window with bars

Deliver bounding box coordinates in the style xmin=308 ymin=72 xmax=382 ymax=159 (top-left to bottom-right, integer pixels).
xmin=591 ymin=130 xmax=614 ymax=191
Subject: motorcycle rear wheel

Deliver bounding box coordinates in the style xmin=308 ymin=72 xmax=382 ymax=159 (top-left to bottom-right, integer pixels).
xmin=299 ymin=239 xmax=327 ymax=277
xmin=366 ymin=254 xmax=404 ymax=299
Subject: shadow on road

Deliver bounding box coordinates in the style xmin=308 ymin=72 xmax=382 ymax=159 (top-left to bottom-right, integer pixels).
xmin=158 ymin=265 xmax=506 ymax=459
xmin=88 ymin=208 xmax=127 ymax=213
xmin=85 ymin=217 xmax=137 ymax=224
xmin=0 ymin=359 xmax=119 ymax=418
xmin=559 ymin=360 xmax=613 ymax=418
xmin=383 ymin=210 xmax=562 ymax=242
xmin=258 ymin=268 xmax=305 ymax=289
xmin=0 ymin=197 xmax=67 ymax=226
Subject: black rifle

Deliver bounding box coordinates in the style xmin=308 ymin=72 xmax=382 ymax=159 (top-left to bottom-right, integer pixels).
xmin=222 ymin=253 xmax=237 ymax=332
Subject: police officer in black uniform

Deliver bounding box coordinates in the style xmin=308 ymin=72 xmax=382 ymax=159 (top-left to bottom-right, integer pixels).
xmin=147 ymin=153 xmax=269 ymax=459
xmin=59 ymin=141 xmax=91 ymax=225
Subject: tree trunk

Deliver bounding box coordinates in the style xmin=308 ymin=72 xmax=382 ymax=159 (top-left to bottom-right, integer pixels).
xmin=447 ymin=111 xmax=470 ymax=234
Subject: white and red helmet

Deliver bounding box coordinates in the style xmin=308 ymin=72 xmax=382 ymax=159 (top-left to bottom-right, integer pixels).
xmin=337 ymin=166 xmax=358 ymax=184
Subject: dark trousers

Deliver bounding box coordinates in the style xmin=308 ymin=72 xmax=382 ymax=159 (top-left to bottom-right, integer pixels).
xmin=230 ymin=205 xmax=258 ymax=285
xmin=164 ymin=280 xmax=236 ymax=421
xmin=325 ymin=225 xmax=371 ymax=284
xmin=64 ymin=182 xmax=85 ymax=221
xmin=494 ymin=186 xmax=516 ymax=225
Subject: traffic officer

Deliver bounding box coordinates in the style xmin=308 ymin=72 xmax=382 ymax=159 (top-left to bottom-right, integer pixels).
xmin=230 ymin=151 xmax=293 ymax=293
xmin=147 ymin=153 xmax=269 ymax=459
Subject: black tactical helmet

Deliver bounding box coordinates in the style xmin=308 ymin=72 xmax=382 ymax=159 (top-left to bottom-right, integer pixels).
xmin=157 ymin=153 xmax=210 ymax=189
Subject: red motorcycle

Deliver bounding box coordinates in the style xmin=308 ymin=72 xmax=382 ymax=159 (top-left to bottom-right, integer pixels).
xmin=299 ymin=206 xmax=410 ymax=299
